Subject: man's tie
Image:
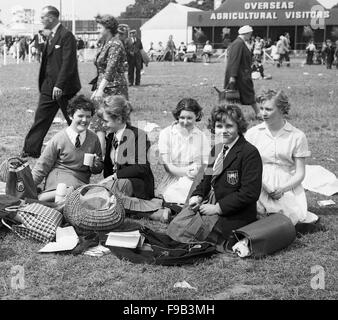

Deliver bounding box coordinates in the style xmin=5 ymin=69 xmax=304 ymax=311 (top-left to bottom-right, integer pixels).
xmin=48 ymin=32 xmax=53 ymax=45
xmin=75 ymin=134 xmax=81 ymax=148
xmin=211 ymin=145 xmax=229 ymax=186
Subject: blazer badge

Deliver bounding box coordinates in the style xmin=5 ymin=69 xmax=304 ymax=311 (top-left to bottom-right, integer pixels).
xmin=227 ymin=170 xmax=239 ymax=185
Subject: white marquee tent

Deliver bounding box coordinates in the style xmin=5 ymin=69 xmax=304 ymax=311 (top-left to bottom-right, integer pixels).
xmin=140 ymin=3 xmax=202 ymax=50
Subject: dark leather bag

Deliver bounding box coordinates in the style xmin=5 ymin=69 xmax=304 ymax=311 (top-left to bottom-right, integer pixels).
xmin=226 ymin=213 xmax=296 ymax=258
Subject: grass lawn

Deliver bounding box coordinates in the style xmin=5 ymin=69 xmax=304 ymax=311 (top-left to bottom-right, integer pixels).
xmin=0 ymin=59 xmax=337 ymax=300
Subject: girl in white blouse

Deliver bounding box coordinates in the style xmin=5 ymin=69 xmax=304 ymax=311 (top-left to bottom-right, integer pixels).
xmin=157 ymin=98 xmax=210 ymax=205
xmin=245 ymin=89 xmax=318 ymax=225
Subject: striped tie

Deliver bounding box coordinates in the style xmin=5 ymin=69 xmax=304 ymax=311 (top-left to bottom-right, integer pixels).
xmin=75 ymin=134 xmax=81 ymax=148
xmin=211 ymin=145 xmax=229 ymax=186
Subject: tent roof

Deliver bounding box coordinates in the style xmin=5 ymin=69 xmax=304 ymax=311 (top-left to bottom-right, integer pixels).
xmin=140 ymin=3 xmax=202 ymax=30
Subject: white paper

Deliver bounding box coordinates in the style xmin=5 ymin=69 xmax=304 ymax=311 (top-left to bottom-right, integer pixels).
xmin=105 ymin=230 xmax=143 ymax=248
xmin=303 ymin=165 xmax=338 ymax=196
xmin=83 ymin=244 xmax=111 ymax=257
xmin=143 ymin=122 xmax=160 ymax=133
xmin=174 ymin=281 xmax=197 ymax=290
xmin=39 ymin=226 xmax=79 ymax=253
xmin=317 ymin=200 xmax=336 ymax=207
xmin=0 ymin=181 xmax=6 ymax=195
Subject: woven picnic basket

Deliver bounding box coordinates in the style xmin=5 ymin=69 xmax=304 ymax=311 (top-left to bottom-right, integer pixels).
xmin=64 ymin=184 xmax=125 ymax=232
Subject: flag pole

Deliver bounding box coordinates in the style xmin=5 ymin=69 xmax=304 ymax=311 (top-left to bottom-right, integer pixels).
xmin=72 ymin=0 xmax=76 ymax=35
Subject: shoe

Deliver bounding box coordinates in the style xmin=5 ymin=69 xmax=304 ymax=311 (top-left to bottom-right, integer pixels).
xmin=129 ymin=83 xmax=133 ymax=86
xmin=20 ymin=151 xmax=40 ymax=159
xmin=135 ymin=83 xmax=140 ymax=86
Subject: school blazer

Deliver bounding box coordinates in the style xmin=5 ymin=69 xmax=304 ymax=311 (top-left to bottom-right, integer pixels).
xmin=39 ymin=24 xmax=81 ymax=96
xmin=104 ymin=124 xmax=155 ymax=200
xmin=192 ymin=135 xmax=262 ymax=221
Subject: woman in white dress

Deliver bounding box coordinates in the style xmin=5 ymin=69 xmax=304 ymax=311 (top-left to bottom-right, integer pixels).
xmin=245 ymin=89 xmax=318 ymax=225
xmin=157 ymin=98 xmax=210 ymax=205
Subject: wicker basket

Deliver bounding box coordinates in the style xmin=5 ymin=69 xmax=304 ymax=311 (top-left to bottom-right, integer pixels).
xmin=64 ymin=184 xmax=125 ymax=232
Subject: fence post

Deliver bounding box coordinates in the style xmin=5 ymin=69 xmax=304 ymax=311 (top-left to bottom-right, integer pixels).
xmin=3 ymin=45 xmax=7 ymax=66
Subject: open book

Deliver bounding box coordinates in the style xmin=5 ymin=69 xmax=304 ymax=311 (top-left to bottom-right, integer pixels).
xmin=105 ymin=230 xmax=145 ymax=249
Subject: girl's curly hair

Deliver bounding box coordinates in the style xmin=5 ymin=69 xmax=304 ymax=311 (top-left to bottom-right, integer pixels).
xmin=95 ymin=14 xmax=118 ymax=36
xmin=256 ymin=89 xmax=291 ymax=115
xmin=207 ymin=104 xmax=248 ymax=135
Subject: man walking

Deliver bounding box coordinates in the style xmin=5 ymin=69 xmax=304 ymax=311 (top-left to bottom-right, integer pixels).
xmin=224 ymin=25 xmax=259 ymax=117
xmin=125 ymin=29 xmax=143 ymax=86
xmin=21 ymin=6 xmax=81 ymax=158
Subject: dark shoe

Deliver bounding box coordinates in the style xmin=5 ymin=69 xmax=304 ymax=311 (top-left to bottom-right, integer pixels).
xmin=20 ymin=151 xmax=40 ymax=159
xmin=135 ymin=83 xmax=140 ymax=86
xmin=129 ymin=83 xmax=134 ymax=86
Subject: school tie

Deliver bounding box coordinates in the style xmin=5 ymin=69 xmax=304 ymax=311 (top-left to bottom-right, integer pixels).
xmin=75 ymin=134 xmax=81 ymax=148
xmin=211 ymin=145 xmax=229 ymax=186
xmin=112 ymin=135 xmax=119 ymax=150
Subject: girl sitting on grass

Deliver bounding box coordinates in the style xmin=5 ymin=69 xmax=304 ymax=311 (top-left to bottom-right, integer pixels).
xmin=32 ymin=95 xmax=103 ymax=201
xmin=99 ymin=95 xmax=167 ymax=222
xmin=245 ymin=89 xmax=319 ymax=225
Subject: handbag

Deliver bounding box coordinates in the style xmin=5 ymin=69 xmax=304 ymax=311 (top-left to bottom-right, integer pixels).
xmin=213 ymin=85 xmax=240 ymax=103
xmin=4 ymin=157 xmax=38 ymax=199
xmin=89 ymin=75 xmax=98 ymax=92
xmin=226 ymin=213 xmax=296 ymax=258
xmin=1 ymin=203 xmax=63 ymax=243
xmin=167 ymin=206 xmax=219 ymax=244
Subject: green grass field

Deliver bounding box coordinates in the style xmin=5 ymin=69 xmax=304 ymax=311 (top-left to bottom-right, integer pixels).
xmin=0 ymin=59 xmax=337 ymax=300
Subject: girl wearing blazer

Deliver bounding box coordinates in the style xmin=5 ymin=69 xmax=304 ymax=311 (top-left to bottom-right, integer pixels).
xmin=100 ymin=95 xmax=163 ymax=218
xmin=167 ymin=105 xmax=263 ymax=250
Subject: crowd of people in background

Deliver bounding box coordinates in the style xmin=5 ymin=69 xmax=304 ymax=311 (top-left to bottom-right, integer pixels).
xmin=305 ymin=38 xmax=338 ymax=69
xmin=2 ymin=29 xmax=338 ymax=70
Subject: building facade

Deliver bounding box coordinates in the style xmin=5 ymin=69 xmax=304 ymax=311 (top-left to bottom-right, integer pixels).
xmin=187 ymin=0 xmax=338 ymax=49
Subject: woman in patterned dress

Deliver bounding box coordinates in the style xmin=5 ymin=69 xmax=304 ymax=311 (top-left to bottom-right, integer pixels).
xmin=90 ymin=15 xmax=128 ymax=156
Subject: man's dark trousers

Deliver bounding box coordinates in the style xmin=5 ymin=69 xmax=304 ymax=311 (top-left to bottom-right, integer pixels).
xmin=128 ymin=57 xmax=141 ymax=85
xmin=23 ymin=80 xmax=73 ymax=157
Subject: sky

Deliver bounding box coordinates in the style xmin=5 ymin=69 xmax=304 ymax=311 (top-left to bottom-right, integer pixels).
xmin=0 ymin=0 xmax=337 ymax=24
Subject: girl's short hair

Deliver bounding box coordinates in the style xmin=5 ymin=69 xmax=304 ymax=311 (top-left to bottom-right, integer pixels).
xmin=256 ymin=89 xmax=291 ymax=115
xmin=67 ymin=94 xmax=96 ymax=117
xmin=208 ymin=105 xmax=248 ymax=135
xmin=100 ymin=95 xmax=133 ymax=124
xmin=95 ymin=15 xmax=118 ymax=36
xmin=172 ymin=98 xmax=203 ymax=122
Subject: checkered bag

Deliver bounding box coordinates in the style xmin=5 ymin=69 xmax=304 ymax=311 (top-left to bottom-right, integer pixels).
xmin=2 ymin=203 xmax=63 ymax=243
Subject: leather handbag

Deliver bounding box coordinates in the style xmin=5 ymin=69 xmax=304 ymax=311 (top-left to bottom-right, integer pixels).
xmin=167 ymin=206 xmax=219 ymax=244
xmin=213 ymin=85 xmax=240 ymax=103
xmin=3 ymin=157 xmax=38 ymax=199
xmin=226 ymin=213 xmax=296 ymax=258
